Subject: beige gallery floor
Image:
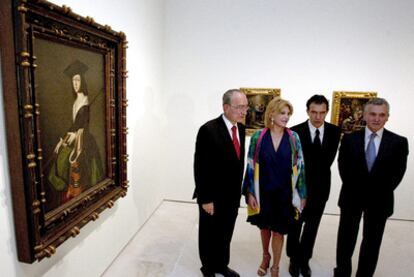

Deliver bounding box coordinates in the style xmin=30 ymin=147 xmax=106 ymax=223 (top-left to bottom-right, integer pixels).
xmin=102 ymin=200 xmax=414 ymax=277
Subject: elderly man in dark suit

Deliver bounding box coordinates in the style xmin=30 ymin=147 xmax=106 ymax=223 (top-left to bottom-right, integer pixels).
xmin=193 ymin=89 xmax=248 ymax=277
xmin=286 ymin=95 xmax=341 ymax=277
xmin=334 ymin=97 xmax=409 ymax=277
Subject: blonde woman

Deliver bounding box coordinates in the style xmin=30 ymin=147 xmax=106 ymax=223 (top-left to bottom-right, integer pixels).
xmin=242 ymin=97 xmax=306 ymax=277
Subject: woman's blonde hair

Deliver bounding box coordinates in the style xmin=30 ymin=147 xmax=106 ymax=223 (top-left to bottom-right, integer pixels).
xmin=264 ymin=97 xmax=293 ymax=128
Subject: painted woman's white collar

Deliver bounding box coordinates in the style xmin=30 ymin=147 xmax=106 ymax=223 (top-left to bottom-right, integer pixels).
xmin=73 ymin=93 xmax=89 ymax=121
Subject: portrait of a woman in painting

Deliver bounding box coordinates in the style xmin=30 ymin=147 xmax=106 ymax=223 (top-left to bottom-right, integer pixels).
xmin=46 ymin=60 xmax=104 ymax=205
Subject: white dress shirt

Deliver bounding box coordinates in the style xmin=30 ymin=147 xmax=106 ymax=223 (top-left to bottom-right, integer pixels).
xmin=222 ymin=114 xmax=239 ymax=141
xmin=365 ymin=127 xmax=383 ymax=155
xmin=307 ymin=120 xmax=325 ymax=143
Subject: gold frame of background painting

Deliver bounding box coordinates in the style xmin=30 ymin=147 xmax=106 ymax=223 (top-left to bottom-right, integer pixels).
xmin=331 ymin=91 xmax=378 ymax=135
xmin=240 ymin=87 xmax=281 ymax=136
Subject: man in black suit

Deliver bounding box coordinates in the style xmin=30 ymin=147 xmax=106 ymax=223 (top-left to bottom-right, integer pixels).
xmin=287 ymin=95 xmax=341 ymax=277
xmin=193 ymin=89 xmax=248 ymax=277
xmin=334 ymin=97 xmax=409 ymax=277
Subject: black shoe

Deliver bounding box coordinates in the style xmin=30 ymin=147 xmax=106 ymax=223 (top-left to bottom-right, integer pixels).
xmin=301 ymin=263 xmax=312 ymax=277
xmin=289 ymin=261 xmax=300 ymax=277
xmin=216 ymin=267 xmax=240 ymax=277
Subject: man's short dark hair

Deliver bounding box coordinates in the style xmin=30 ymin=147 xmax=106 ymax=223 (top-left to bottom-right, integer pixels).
xmin=306 ymin=94 xmax=330 ymax=111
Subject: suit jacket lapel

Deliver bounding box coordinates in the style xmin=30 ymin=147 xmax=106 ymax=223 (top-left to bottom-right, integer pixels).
xmin=374 ymin=129 xmax=391 ymax=168
xmin=217 ymin=116 xmax=233 ymax=146
xmin=355 ymin=130 xmax=368 ymax=170
xmin=323 ymin=124 xmax=332 ymax=146
xmin=218 ymin=116 xmax=242 ymax=159
xmin=237 ymin=122 xmax=245 ymax=156
xmin=303 ymin=122 xmax=313 ymax=146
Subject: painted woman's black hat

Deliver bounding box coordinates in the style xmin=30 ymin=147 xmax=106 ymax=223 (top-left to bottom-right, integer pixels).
xmin=63 ymin=60 xmax=88 ymax=77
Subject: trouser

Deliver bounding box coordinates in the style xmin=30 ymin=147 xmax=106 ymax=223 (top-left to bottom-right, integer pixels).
xmin=198 ymin=203 xmax=238 ymax=274
xmin=334 ymin=208 xmax=387 ymax=277
xmin=286 ymin=201 xmax=326 ymax=264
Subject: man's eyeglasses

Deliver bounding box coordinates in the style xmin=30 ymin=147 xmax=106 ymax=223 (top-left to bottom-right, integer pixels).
xmin=231 ymin=105 xmax=249 ymax=111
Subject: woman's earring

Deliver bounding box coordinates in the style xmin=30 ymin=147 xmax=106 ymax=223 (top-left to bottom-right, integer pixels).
xmin=271 ymin=118 xmax=274 ymax=125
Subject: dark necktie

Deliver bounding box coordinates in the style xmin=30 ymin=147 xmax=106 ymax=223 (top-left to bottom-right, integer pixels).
xmin=314 ymin=129 xmax=322 ymax=148
xmin=231 ymin=126 xmax=240 ymax=159
xmin=366 ymin=133 xmax=377 ymax=171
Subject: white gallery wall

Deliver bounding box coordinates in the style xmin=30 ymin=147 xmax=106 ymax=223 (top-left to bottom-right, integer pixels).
xmin=161 ymin=0 xmax=414 ymax=220
xmin=0 ymin=0 xmax=165 ymax=276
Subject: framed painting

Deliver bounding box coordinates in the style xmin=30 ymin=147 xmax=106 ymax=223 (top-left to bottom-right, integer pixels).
xmin=331 ymin=91 xmax=378 ymax=134
xmin=240 ymin=87 xmax=281 ymax=136
xmin=0 ymin=0 xmax=128 ymax=263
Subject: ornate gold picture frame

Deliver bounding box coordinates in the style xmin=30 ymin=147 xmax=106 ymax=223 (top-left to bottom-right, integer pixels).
xmin=0 ymin=0 xmax=128 ymax=263
xmin=240 ymin=87 xmax=281 ymax=136
xmin=331 ymin=91 xmax=378 ymax=134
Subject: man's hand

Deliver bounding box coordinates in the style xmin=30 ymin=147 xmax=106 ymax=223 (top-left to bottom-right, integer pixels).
xmin=66 ymin=132 xmax=76 ymax=145
xmin=202 ymin=202 xmax=214 ymax=216
xmin=54 ymin=138 xmax=64 ymax=154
